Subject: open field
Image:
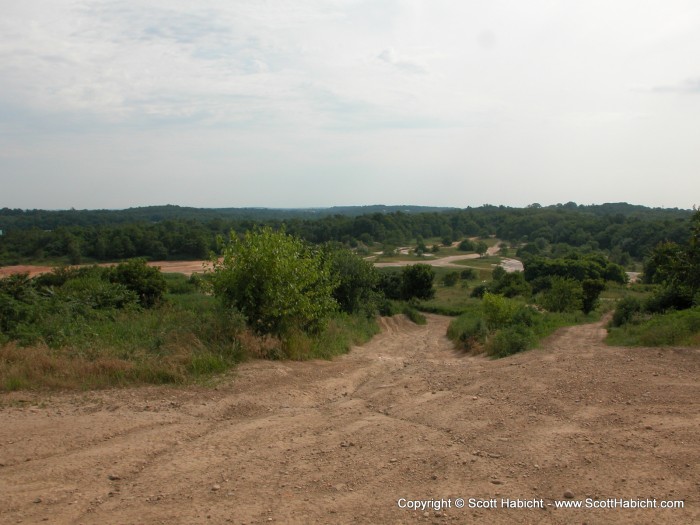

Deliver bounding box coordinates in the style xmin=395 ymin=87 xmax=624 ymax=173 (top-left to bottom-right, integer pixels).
xmin=1 ymin=315 xmax=697 ymax=524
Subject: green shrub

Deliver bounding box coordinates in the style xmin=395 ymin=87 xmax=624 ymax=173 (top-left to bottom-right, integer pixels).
xmin=611 ymin=296 xmax=642 ymax=327
xmin=460 ymin=268 xmax=477 ymax=280
xmin=458 ymin=239 xmax=475 ymax=252
xmin=327 ymin=246 xmax=379 ymax=316
xmin=470 ymin=284 xmax=488 ymax=298
xmin=486 ymin=325 xmax=536 ymax=358
xmin=57 ymin=277 xmax=138 ymax=310
xmin=209 ymin=227 xmax=337 ymax=336
xmin=442 ymin=272 xmax=460 ymax=287
xmin=482 ymin=293 xmax=520 ymax=330
xmin=110 ymin=259 xmax=167 ymax=308
xmin=447 ymin=315 xmax=488 ymax=350
xmin=607 ymin=307 xmax=700 ymax=347
xmin=538 ymin=277 xmax=583 ymax=312
xmin=401 ymin=264 xmax=435 ymax=300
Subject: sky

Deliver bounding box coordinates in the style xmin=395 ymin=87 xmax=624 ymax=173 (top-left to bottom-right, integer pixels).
xmin=1 ymin=0 xmax=699 ymax=210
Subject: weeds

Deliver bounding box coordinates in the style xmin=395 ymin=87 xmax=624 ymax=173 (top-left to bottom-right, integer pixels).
xmin=607 ymin=307 xmax=700 ymax=347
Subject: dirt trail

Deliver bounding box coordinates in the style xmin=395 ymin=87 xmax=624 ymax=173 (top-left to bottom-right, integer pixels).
xmin=1 ymin=316 xmax=698 ymax=524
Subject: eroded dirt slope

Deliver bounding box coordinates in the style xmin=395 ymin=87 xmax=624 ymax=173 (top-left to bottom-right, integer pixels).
xmin=0 ymin=316 xmax=698 ymax=524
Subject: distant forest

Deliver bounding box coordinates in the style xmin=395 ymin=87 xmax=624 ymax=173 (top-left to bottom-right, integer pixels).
xmin=0 ymin=202 xmax=692 ymax=266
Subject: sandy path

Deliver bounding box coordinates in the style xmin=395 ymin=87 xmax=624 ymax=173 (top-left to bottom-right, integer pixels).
xmin=1 ymin=316 xmax=697 ymax=524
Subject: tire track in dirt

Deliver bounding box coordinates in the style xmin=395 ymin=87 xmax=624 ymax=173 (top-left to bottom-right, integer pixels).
xmin=1 ymin=315 xmax=698 ymax=524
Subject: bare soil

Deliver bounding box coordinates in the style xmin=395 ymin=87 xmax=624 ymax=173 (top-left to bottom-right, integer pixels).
xmin=0 ymin=261 xmax=212 ymax=279
xmin=0 ymin=316 xmax=698 ymax=525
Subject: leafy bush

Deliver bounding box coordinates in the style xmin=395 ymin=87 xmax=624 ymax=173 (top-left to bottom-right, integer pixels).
xmin=209 ymin=227 xmax=337 ymax=335
xmin=489 ymin=270 xmax=531 ymax=298
xmin=460 ymin=268 xmax=477 ymax=280
xmin=458 ymin=239 xmax=475 ymax=252
xmin=470 ymin=284 xmax=488 ymax=298
xmin=581 ymin=278 xmax=606 ymax=314
xmin=611 ymin=296 xmax=642 ymax=327
xmin=57 ymin=277 xmax=138 ymax=310
xmin=644 ymin=285 xmax=694 ymax=313
xmin=377 ymin=270 xmax=402 ymax=300
xmin=327 ymin=246 xmax=379 ymax=316
xmin=607 ymin=307 xmax=700 ymax=347
xmin=442 ymin=271 xmax=460 ymax=287
xmin=400 ymin=264 xmax=435 ymax=300
xmin=447 ymin=315 xmax=488 ymax=350
xmin=110 ymin=259 xmax=167 ymax=308
xmin=482 ymin=293 xmax=520 ymax=330
xmin=486 ymin=325 xmax=536 ymax=358
xmin=537 ymin=277 xmax=583 ymax=312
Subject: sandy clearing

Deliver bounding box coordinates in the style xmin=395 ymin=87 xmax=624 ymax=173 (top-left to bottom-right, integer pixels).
xmin=1 ymin=315 xmax=698 ymax=524
xmin=0 ymin=261 xmax=213 ymax=279
xmin=1 ymin=249 xmax=524 ymax=279
xmin=374 ymin=244 xmax=524 ymax=273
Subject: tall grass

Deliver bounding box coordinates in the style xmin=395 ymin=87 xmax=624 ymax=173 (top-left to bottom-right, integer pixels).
xmin=606 ymin=307 xmax=700 ymax=347
xmin=0 ymin=292 xmax=247 ymax=390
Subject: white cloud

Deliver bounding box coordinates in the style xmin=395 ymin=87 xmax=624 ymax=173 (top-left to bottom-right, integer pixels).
xmin=1 ymin=0 xmax=700 ymax=209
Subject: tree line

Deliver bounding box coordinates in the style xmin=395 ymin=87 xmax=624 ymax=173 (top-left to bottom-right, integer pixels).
xmin=0 ymin=202 xmax=692 ymax=265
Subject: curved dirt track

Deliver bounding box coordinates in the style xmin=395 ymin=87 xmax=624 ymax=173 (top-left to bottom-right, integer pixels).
xmin=1 ymin=316 xmax=698 ymax=524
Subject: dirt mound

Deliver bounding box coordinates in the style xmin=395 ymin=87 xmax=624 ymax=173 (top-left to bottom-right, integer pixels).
xmin=1 ymin=316 xmax=698 ymax=524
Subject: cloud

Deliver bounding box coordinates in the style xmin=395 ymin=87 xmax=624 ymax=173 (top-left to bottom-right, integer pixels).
xmin=651 ymin=77 xmax=700 ymax=94
xmin=377 ymin=48 xmax=426 ymax=75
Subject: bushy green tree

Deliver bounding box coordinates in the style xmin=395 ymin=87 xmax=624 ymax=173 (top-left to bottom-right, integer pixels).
xmin=482 ymin=292 xmax=520 ymax=329
xmin=442 ymin=271 xmax=460 ymax=287
xmin=209 ymin=227 xmax=337 ymax=335
xmin=581 ymin=278 xmax=605 ymax=314
xmin=401 ymin=264 xmax=435 ymax=300
xmin=537 ymin=277 xmax=583 ymax=312
xmin=643 ymin=211 xmax=700 ymax=310
xmin=326 ymin=246 xmax=379 ymax=316
xmin=460 ymin=268 xmax=477 ymax=280
xmin=458 ymin=239 xmax=475 ymax=252
xmin=110 ymin=258 xmax=167 ymax=308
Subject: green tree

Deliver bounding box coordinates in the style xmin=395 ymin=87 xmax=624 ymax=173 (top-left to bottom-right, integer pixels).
xmin=110 ymin=258 xmax=167 ymax=308
xmin=442 ymin=271 xmax=460 ymax=287
xmin=326 ymin=246 xmax=379 ymax=316
xmin=458 ymin=239 xmax=475 ymax=252
xmin=643 ymin=210 xmax=700 ymax=310
xmin=581 ymin=278 xmax=605 ymax=314
xmin=401 ymin=264 xmax=435 ymax=300
xmin=476 ymin=241 xmax=489 ymax=257
xmin=538 ymin=277 xmax=582 ymax=313
xmin=209 ymin=227 xmax=337 ymax=335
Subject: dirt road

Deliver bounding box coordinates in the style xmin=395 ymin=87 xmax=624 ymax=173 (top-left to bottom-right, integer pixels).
xmin=1 ymin=316 xmax=698 ymax=524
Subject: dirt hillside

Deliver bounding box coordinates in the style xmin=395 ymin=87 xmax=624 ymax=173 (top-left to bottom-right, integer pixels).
xmin=0 ymin=316 xmax=698 ymax=524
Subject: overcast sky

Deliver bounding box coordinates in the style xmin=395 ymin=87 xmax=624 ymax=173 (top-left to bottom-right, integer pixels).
xmin=1 ymin=1 xmax=699 ymax=210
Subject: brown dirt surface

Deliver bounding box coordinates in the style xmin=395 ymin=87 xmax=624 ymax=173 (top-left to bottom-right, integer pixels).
xmin=0 ymin=261 xmax=213 ymax=279
xmin=1 ymin=316 xmax=698 ymax=524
